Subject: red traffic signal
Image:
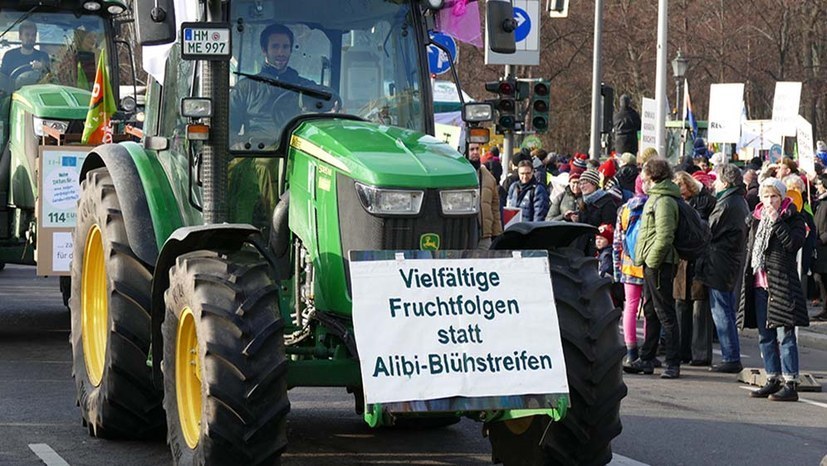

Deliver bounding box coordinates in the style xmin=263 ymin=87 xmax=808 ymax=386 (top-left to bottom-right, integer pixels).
xmin=534 ymin=82 xmax=549 ymax=96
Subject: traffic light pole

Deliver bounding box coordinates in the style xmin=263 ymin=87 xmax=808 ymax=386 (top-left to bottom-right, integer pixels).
xmin=502 ymin=65 xmax=514 ymax=175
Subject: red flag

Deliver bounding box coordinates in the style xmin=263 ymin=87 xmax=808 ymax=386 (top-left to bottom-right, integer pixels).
xmin=81 ymin=50 xmax=116 ymax=144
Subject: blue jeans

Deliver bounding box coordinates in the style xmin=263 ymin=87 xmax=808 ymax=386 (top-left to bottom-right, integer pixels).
xmin=709 ymin=287 xmax=741 ymax=363
xmin=754 ymin=288 xmax=799 ymax=381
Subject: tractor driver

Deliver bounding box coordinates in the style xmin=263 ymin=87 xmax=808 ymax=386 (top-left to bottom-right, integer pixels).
xmin=230 ymin=23 xmax=318 ymax=144
xmin=0 ymin=21 xmax=50 ymax=79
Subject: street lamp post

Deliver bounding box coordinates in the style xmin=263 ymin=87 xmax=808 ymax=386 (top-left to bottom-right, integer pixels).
xmin=671 ymin=50 xmax=688 ymax=120
xmin=671 ymin=50 xmax=688 ymax=157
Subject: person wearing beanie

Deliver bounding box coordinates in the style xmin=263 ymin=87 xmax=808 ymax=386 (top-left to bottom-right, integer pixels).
xmin=739 ymin=176 xmax=808 ymax=401
xmin=692 ymin=170 xmax=713 ymax=190
xmin=617 ymin=153 xmax=640 ymax=194
xmin=547 ymin=171 xmax=581 ymax=221
xmin=599 ymin=158 xmax=618 ymax=181
xmin=575 ymin=169 xmax=618 ymax=228
xmin=625 ymin=157 xmax=682 ymax=379
xmin=639 ymin=147 xmax=659 ymax=165
xmin=570 ymin=153 xmax=589 ymax=177
xmin=695 ymin=164 xmax=749 ymax=374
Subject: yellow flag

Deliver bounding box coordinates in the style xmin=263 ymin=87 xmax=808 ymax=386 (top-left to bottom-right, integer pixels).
xmin=81 ymin=50 xmax=116 ymax=144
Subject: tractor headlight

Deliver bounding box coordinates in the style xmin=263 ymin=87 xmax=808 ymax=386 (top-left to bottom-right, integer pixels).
xmin=355 ymin=183 xmax=424 ymax=215
xmin=439 ymin=189 xmax=479 ymax=215
xmin=33 ymin=117 xmax=69 ymax=137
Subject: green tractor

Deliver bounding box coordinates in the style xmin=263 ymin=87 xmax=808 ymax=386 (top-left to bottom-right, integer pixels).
xmin=69 ymin=0 xmax=626 ymax=464
xmin=0 ymin=0 xmax=137 ymax=300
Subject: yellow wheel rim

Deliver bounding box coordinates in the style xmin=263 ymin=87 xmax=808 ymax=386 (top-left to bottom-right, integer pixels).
xmin=176 ymin=307 xmax=202 ymax=449
xmin=503 ymin=416 xmax=535 ymax=435
xmin=81 ymin=225 xmax=107 ymax=387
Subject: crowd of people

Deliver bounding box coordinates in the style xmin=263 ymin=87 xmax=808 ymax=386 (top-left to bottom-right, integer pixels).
xmin=467 ymin=138 xmax=827 ymax=402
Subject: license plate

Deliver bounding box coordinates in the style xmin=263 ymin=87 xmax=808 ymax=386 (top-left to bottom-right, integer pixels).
xmin=180 ymin=22 xmax=232 ymax=60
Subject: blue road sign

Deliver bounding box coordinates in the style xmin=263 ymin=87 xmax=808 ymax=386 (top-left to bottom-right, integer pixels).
xmin=428 ymin=32 xmax=457 ymax=75
xmin=513 ymin=7 xmax=531 ymax=43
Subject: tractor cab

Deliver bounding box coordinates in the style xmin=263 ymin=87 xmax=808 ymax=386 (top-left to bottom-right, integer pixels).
xmin=224 ymin=0 xmax=431 ymax=153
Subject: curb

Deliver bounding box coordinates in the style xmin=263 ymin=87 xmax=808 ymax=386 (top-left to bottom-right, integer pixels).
xmin=740 ymin=328 xmax=827 ymax=352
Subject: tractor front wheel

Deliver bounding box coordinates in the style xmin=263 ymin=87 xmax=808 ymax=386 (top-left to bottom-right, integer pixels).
xmin=69 ymin=167 xmax=164 ymax=438
xmin=162 ymin=249 xmax=289 ymax=465
xmin=487 ymin=247 xmax=627 ymax=466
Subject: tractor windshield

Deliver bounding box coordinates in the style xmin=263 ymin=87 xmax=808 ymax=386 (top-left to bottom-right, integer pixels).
xmin=229 ymin=0 xmax=425 ymax=152
xmin=0 ymin=11 xmax=107 ymax=93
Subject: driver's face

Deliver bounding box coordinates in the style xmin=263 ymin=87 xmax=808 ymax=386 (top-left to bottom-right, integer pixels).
xmin=20 ymin=28 xmax=36 ymax=50
xmin=264 ymin=33 xmax=292 ymax=72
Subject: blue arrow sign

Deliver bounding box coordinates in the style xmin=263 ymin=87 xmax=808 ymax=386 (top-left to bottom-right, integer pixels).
xmin=428 ymin=32 xmax=457 ymax=76
xmin=513 ymin=7 xmax=531 ymax=43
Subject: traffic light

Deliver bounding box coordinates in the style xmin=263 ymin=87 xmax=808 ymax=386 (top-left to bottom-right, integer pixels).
xmin=531 ymin=80 xmax=550 ymax=133
xmin=484 ymin=78 xmax=517 ymax=132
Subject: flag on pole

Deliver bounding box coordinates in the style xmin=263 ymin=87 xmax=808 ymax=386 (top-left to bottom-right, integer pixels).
xmin=683 ymin=78 xmax=698 ymax=139
xmin=76 ymin=62 xmax=89 ymax=90
xmin=81 ymin=50 xmax=116 ymax=145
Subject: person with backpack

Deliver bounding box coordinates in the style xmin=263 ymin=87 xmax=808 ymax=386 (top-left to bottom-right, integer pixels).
xmin=613 ymin=175 xmax=649 ymax=367
xmin=696 ymin=164 xmax=750 ymax=373
xmin=506 ymin=159 xmax=549 ymax=222
xmin=624 ymin=157 xmax=682 ymax=379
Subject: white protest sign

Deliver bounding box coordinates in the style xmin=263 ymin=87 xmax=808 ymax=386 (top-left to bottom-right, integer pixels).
xmin=639 ymin=97 xmax=657 ymax=153
xmin=349 ymin=253 xmax=568 ymax=405
xmin=739 ymin=120 xmax=780 ymax=151
xmin=796 ymin=115 xmax=815 ymax=175
xmin=52 ymin=231 xmax=73 ymax=272
xmin=707 ymin=83 xmax=744 ymax=143
xmin=771 ymin=82 xmax=802 ymax=137
xmin=41 ymin=149 xmax=87 ymax=228
xmin=434 ymin=123 xmax=463 ymax=153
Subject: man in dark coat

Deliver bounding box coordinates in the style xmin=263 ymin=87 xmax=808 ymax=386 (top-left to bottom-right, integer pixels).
xmin=613 ymin=94 xmax=641 ymax=155
xmin=697 ymin=164 xmax=750 ymax=373
xmin=743 ymin=169 xmax=760 ymax=212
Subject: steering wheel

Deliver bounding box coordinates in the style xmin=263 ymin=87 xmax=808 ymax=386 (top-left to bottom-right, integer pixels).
xmin=10 ymin=64 xmax=41 ymax=82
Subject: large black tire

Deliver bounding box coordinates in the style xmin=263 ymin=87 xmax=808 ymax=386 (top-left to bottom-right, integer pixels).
xmin=487 ymin=247 xmax=627 ymax=466
xmin=69 ymin=167 xmax=164 ymax=438
xmin=162 ymin=249 xmax=289 ymax=465
xmin=59 ymin=276 xmax=71 ymax=308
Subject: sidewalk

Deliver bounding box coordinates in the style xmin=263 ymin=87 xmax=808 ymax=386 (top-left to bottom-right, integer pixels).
xmin=740 ymin=306 xmax=827 ymax=351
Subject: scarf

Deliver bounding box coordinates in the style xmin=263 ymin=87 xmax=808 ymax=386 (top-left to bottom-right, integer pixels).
xmin=750 ymin=207 xmax=775 ymax=272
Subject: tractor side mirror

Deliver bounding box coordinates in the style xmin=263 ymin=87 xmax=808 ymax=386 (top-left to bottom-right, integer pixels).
xmin=486 ymin=0 xmax=517 ymax=54
xmin=134 ymin=0 xmax=177 ymax=46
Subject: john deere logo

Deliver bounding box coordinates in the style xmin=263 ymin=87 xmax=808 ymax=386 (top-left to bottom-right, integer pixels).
xmin=420 ymin=233 xmax=440 ymax=251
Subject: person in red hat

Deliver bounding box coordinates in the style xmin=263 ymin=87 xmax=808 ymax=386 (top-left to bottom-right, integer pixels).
xmin=599 ymin=158 xmax=618 ymax=181
xmin=596 ymin=223 xmax=614 ymax=278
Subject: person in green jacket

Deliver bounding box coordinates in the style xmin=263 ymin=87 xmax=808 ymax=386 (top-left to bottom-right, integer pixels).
xmin=624 ymin=157 xmax=682 ymax=379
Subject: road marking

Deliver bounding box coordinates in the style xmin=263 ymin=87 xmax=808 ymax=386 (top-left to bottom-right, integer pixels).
xmin=28 ymin=444 xmax=69 ymax=466
xmin=737 ymin=386 xmax=827 ymax=407
xmin=609 ymin=453 xmax=650 ymax=465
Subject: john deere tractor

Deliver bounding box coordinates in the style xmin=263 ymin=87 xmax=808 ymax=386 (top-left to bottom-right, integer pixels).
xmin=69 ymin=0 xmax=626 ymax=464
xmin=0 ymin=0 xmax=138 ymax=302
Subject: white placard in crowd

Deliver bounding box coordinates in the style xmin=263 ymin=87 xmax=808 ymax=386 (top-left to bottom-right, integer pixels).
xmin=739 ymin=120 xmax=780 ymax=151
xmin=771 ymin=82 xmax=803 ymax=137
xmin=639 ymin=97 xmax=657 ymax=153
xmin=707 ymin=83 xmax=745 ymax=143
xmin=349 ymin=253 xmax=568 ymax=405
xmin=797 ymin=115 xmax=815 ymax=175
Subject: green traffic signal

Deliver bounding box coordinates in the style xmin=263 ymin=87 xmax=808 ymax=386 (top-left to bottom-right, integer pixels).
xmin=531 ymin=80 xmax=550 ymax=133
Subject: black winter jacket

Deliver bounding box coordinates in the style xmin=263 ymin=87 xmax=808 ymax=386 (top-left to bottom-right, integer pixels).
xmin=812 ymin=193 xmax=827 ymax=274
xmin=687 ymin=186 xmax=716 ymax=221
xmin=696 ymin=186 xmax=749 ymax=291
xmin=738 ymin=201 xmax=809 ymax=329
xmin=578 ymin=190 xmax=618 ymax=228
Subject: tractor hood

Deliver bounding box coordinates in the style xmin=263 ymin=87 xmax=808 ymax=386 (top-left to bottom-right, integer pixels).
xmin=290 ymin=119 xmax=477 ymax=189
xmin=11 ymin=84 xmax=92 ymax=119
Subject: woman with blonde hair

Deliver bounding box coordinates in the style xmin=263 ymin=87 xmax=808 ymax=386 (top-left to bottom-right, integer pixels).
xmin=672 ymin=171 xmax=716 ymax=366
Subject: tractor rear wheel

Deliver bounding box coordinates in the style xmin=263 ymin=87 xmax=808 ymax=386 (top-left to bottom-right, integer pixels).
xmin=162 ymin=249 xmax=289 ymax=465
xmin=487 ymin=247 xmax=627 ymax=466
xmin=69 ymin=167 xmax=164 ymax=439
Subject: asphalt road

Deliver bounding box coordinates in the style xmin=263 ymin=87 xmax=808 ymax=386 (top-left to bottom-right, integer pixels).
xmin=1 ymin=264 xmax=826 ymax=465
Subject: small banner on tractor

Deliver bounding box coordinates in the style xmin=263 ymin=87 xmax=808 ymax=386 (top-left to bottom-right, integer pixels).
xmin=81 ymin=50 xmax=116 ymax=145
xmin=349 ymin=250 xmax=568 ymax=411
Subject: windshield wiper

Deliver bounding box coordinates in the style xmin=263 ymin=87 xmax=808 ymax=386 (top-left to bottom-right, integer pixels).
xmin=233 ymin=71 xmax=332 ymax=101
xmin=0 ymin=5 xmax=39 ymax=44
